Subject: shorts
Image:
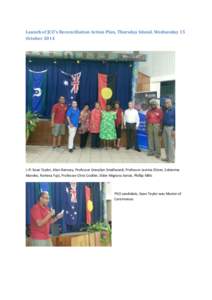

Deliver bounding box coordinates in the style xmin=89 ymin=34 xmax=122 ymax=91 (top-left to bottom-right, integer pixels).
xmin=115 ymin=124 xmax=122 ymax=139
xmin=52 ymin=124 xmax=65 ymax=136
xmin=30 ymin=239 xmax=53 ymax=247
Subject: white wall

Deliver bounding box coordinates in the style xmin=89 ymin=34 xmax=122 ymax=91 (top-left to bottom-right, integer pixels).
xmin=138 ymin=51 xmax=175 ymax=78
xmin=137 ymin=51 xmax=175 ymax=98
xmin=104 ymin=182 xmax=112 ymax=200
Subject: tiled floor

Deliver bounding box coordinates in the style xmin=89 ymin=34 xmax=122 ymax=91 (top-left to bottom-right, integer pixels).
xmin=26 ymin=145 xmax=167 ymax=163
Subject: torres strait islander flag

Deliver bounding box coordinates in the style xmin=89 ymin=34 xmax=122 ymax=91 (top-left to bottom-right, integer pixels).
xmin=27 ymin=69 xmax=47 ymax=114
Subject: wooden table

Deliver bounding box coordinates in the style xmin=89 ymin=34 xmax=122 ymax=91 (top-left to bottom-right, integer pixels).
xmin=26 ymin=231 xmax=111 ymax=247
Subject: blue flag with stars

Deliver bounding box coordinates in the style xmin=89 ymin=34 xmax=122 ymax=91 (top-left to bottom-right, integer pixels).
xmin=27 ymin=69 xmax=47 ymax=114
xmin=64 ymin=183 xmax=78 ymax=226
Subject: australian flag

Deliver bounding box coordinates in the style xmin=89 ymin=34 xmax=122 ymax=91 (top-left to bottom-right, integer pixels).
xmin=59 ymin=70 xmax=81 ymax=106
xmin=64 ymin=183 xmax=78 ymax=226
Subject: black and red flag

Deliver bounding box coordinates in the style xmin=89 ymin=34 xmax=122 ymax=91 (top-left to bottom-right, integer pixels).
xmin=98 ymin=73 xmax=116 ymax=109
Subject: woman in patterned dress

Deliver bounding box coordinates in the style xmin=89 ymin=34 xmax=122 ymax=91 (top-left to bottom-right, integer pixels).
xmin=99 ymin=104 xmax=117 ymax=149
xmin=89 ymin=102 xmax=102 ymax=148
xmin=78 ymin=104 xmax=90 ymax=148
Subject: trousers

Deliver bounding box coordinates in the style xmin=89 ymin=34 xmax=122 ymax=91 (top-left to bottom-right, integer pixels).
xmin=68 ymin=126 xmax=77 ymax=150
xmin=162 ymin=126 xmax=175 ymax=162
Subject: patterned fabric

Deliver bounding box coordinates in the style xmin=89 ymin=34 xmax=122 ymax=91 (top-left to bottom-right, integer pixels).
xmin=78 ymin=110 xmax=90 ymax=134
xmin=100 ymin=111 xmax=117 ymax=140
xmin=89 ymin=108 xmax=102 ymax=133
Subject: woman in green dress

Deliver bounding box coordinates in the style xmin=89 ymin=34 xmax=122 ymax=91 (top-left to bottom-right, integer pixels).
xmin=100 ymin=104 xmax=117 ymax=149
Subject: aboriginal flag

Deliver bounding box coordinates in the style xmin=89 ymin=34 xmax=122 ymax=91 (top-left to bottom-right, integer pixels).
xmin=85 ymin=185 xmax=93 ymax=225
xmin=98 ymin=73 xmax=116 ymax=109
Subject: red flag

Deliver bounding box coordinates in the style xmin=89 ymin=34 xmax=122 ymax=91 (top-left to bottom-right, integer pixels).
xmin=85 ymin=185 xmax=93 ymax=225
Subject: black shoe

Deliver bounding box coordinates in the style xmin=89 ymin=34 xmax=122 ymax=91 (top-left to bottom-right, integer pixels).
xmin=135 ymin=148 xmax=141 ymax=152
xmin=126 ymin=147 xmax=130 ymax=150
xmin=69 ymin=149 xmax=73 ymax=153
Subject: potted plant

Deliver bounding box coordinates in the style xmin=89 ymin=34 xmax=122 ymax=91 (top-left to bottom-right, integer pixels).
xmin=82 ymin=222 xmax=112 ymax=246
xmin=26 ymin=111 xmax=39 ymax=142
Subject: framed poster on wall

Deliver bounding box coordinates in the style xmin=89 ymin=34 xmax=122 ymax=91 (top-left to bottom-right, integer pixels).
xmin=134 ymin=91 xmax=157 ymax=107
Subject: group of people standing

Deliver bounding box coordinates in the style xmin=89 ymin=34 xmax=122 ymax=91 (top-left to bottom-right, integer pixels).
xmin=51 ymin=96 xmax=175 ymax=162
xmin=144 ymin=98 xmax=175 ymax=162
xmin=51 ymin=96 xmax=125 ymax=152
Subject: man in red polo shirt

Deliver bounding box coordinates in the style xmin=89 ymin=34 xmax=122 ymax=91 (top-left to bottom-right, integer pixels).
xmin=30 ymin=191 xmax=64 ymax=246
xmin=51 ymin=96 xmax=67 ymax=149
xmin=146 ymin=99 xmax=163 ymax=158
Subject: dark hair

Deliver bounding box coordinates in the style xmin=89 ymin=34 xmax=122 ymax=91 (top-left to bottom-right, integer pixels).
xmin=71 ymin=100 xmax=78 ymax=106
xmin=114 ymin=100 xmax=120 ymax=105
xmin=38 ymin=191 xmax=48 ymax=201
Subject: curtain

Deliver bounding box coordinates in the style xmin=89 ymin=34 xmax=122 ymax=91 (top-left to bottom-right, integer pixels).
xmin=26 ymin=182 xmax=103 ymax=233
xmin=26 ymin=58 xmax=133 ymax=117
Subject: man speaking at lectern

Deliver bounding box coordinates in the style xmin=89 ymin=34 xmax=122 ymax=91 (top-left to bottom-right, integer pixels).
xmin=30 ymin=191 xmax=64 ymax=246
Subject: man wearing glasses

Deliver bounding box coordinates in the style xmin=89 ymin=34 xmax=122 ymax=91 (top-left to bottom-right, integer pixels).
xmin=30 ymin=192 xmax=64 ymax=246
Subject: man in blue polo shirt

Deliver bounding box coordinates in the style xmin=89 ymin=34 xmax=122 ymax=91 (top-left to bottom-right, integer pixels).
xmin=162 ymin=98 xmax=175 ymax=163
xmin=66 ymin=101 xmax=80 ymax=152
